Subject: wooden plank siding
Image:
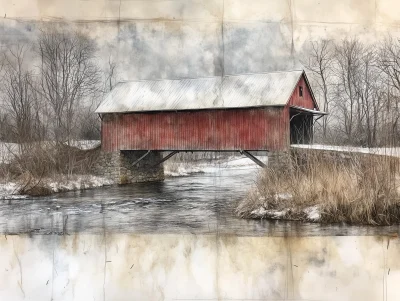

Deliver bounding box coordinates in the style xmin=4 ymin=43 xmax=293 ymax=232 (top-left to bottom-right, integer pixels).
xmin=101 ymin=107 xmax=289 ymax=152
xmin=288 ymin=76 xmax=316 ymax=110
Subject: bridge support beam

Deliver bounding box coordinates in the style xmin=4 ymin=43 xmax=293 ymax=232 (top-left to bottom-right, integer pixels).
xmin=131 ymin=150 xmax=152 ymax=166
xmin=152 ymin=151 xmax=179 ymax=167
xmin=240 ymin=150 xmax=267 ymax=168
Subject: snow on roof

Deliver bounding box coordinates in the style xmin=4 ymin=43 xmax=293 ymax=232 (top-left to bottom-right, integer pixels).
xmin=290 ymin=105 xmax=327 ymax=115
xmin=95 ymin=70 xmax=305 ymax=113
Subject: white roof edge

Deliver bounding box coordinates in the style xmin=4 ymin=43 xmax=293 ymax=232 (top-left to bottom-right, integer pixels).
xmin=97 ymin=104 xmax=287 ymax=114
xmin=290 ymin=105 xmax=328 ymax=115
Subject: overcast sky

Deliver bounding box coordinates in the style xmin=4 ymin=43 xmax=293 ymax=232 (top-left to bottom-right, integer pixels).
xmin=0 ymin=0 xmax=399 ymax=81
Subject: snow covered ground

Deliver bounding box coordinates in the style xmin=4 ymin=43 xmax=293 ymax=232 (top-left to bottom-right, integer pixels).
xmin=293 ymin=144 xmax=400 ymax=157
xmin=69 ymin=140 xmax=101 ymax=150
xmin=0 ymin=182 xmax=27 ymax=200
xmin=0 ymin=140 xmax=104 ymax=199
xmin=164 ymin=156 xmax=267 ymax=177
xmin=46 ymin=175 xmax=114 ymax=193
xmin=0 ymin=175 xmax=114 ymax=200
xmin=249 ymin=205 xmax=321 ymax=222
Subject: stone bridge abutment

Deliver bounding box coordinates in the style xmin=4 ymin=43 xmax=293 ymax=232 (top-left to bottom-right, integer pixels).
xmin=91 ymin=150 xmax=164 ymax=184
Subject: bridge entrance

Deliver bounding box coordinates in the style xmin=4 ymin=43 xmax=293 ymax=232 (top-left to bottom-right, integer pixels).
xmin=290 ymin=106 xmax=324 ymax=144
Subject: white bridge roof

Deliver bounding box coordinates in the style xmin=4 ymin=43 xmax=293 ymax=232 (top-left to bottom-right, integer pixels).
xmin=96 ymin=70 xmax=306 ymax=113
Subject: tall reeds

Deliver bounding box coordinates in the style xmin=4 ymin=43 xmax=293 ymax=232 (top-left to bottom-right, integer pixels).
xmin=237 ymin=149 xmax=400 ymax=225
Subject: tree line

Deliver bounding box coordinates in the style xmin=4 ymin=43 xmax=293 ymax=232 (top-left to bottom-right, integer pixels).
xmin=304 ymin=37 xmax=400 ymax=147
xmin=2 ymin=28 xmax=400 ymax=148
xmin=0 ymin=26 xmax=117 ymax=145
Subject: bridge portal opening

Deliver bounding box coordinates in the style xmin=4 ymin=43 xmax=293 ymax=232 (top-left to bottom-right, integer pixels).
xmin=290 ymin=109 xmax=314 ymax=144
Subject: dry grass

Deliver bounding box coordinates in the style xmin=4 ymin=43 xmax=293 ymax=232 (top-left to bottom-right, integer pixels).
xmin=236 ymin=150 xmax=400 ymax=225
xmin=3 ymin=143 xmax=99 ymax=177
xmin=0 ymin=142 xmax=101 ymax=196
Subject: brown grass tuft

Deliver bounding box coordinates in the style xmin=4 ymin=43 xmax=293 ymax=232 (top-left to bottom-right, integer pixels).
xmin=236 ymin=150 xmax=400 ymax=226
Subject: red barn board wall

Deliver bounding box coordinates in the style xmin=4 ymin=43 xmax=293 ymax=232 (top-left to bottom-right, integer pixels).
xmin=288 ymin=76 xmax=317 ymax=109
xmin=101 ymin=107 xmax=289 ymax=152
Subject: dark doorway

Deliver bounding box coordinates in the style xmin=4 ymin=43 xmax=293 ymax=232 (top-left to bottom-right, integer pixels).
xmin=290 ymin=110 xmax=313 ymax=144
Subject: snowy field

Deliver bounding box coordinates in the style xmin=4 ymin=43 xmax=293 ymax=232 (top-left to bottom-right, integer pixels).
xmin=293 ymin=144 xmax=400 ymax=157
xmin=164 ymin=156 xmax=267 ymax=177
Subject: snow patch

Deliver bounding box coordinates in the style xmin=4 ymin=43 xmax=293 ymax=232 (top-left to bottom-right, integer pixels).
xmin=0 ymin=175 xmax=113 ymax=199
xmin=304 ymin=205 xmax=321 ymax=221
xmin=164 ymin=156 xmax=268 ymax=177
xmin=293 ymin=144 xmax=400 ymax=158
xmin=274 ymin=193 xmax=292 ymax=201
xmin=250 ymin=207 xmax=268 ymax=217
xmin=68 ymin=140 xmax=101 ymax=150
xmin=164 ymin=164 xmax=206 ymax=177
xmin=46 ymin=175 xmax=113 ymax=193
xmin=0 ymin=182 xmax=23 ymax=199
xmin=250 ymin=203 xmax=321 ymax=222
xmin=250 ymin=207 xmax=289 ymax=219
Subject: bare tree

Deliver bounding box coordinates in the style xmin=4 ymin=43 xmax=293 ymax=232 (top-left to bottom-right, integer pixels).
xmin=353 ymin=47 xmax=385 ymax=146
xmin=333 ymin=38 xmax=364 ymax=143
xmin=37 ymin=27 xmax=101 ymax=143
xmin=378 ymin=36 xmax=400 ymax=92
xmin=303 ymin=40 xmax=335 ymax=139
xmin=104 ymin=54 xmax=118 ymax=93
xmin=0 ymin=45 xmax=39 ymax=144
xmin=377 ymin=36 xmax=400 ymax=144
xmin=321 ymin=38 xmax=388 ymax=146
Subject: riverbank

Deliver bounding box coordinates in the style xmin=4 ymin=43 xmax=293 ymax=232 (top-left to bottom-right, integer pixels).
xmin=0 ymin=143 xmax=265 ymax=199
xmin=0 ymin=141 xmax=113 ymax=199
xmin=0 ymin=175 xmax=114 ymax=199
xmin=236 ymin=150 xmax=400 ymax=226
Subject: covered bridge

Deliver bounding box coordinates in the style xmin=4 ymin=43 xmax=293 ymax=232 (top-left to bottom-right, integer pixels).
xmin=96 ymin=70 xmax=325 ymax=156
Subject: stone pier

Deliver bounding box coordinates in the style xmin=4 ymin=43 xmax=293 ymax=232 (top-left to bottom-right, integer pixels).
xmin=91 ymin=150 xmax=164 ymax=184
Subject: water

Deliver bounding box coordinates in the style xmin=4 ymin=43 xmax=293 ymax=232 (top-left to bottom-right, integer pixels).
xmin=1 ymin=164 xmax=398 ymax=236
xmin=1 ymin=164 xmax=400 ymax=300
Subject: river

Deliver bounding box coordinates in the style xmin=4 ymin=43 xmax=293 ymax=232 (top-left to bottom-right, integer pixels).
xmin=0 ymin=162 xmax=399 ymax=300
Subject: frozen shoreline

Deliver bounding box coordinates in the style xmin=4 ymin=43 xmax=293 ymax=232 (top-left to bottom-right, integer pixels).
xmin=249 ymin=204 xmax=322 ymax=222
xmin=0 ymin=140 xmax=108 ymax=199
xmin=0 ymin=175 xmax=114 ymax=199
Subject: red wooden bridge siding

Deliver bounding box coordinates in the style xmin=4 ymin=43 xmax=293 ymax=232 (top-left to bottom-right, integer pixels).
xmin=288 ymin=76 xmax=315 ymax=110
xmin=102 ymin=107 xmax=289 ymax=152
xmin=100 ymin=73 xmax=317 ymax=152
